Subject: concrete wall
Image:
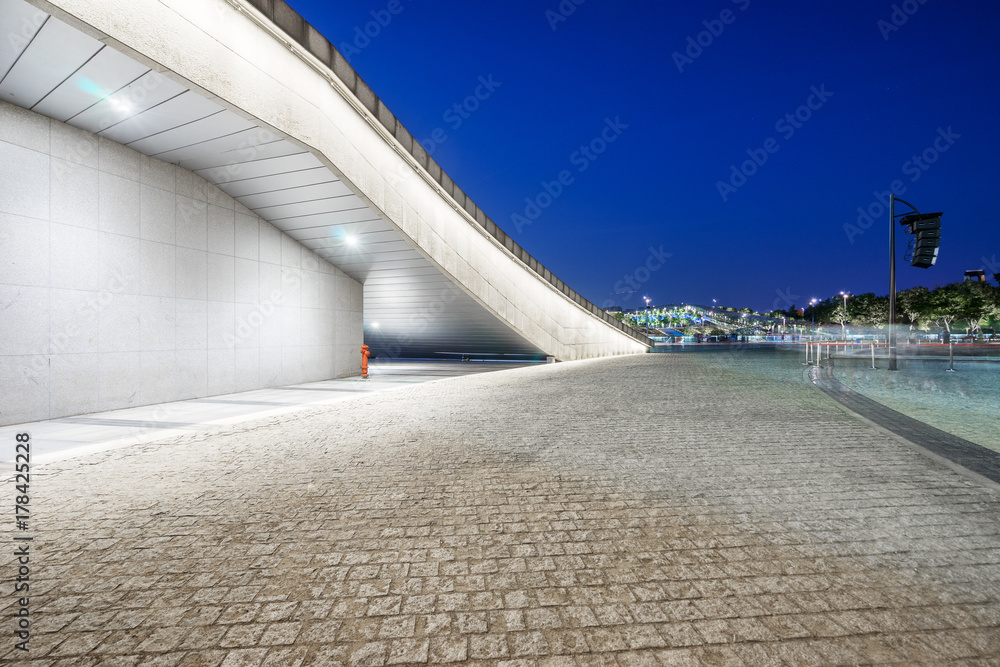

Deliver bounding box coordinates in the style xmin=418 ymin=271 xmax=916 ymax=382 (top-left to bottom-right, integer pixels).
xmin=0 ymin=100 xmax=363 ymax=426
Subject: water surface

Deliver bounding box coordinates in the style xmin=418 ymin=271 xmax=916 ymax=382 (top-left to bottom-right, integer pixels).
xmin=833 ymin=356 xmax=1000 ymax=453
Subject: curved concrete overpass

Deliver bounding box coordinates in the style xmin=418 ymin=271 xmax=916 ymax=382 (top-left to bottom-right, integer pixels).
xmin=0 ymin=0 xmax=649 ymax=423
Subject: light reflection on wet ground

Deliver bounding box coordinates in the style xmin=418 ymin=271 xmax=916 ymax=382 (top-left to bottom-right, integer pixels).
xmin=833 ymin=356 xmax=1000 ymax=453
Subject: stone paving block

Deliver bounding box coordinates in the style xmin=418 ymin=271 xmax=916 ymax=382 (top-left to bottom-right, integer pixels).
xmin=572 ymin=655 xmax=619 ymax=667
xmin=524 ymin=607 xmax=563 ymax=630
xmin=508 ymin=630 xmax=551 ymax=657
xmin=218 ymin=647 xmax=269 ymax=666
xmin=216 ymin=605 xmax=261 ymax=625
xmin=468 ymin=633 xmax=510 ymax=659
xmin=536 ymin=657 xmax=577 ymax=667
xmin=425 ymin=636 xmax=465 ymax=663
xmin=178 ymin=626 xmax=230 ymax=651
xmin=46 ymin=631 xmax=110 ymax=657
xmin=219 ymin=623 xmax=267 ymax=649
xmin=88 ymin=630 xmax=147 ymax=656
xmin=615 ymin=651 xmax=660 ymax=667
xmin=654 ymin=622 xmax=703 ymax=648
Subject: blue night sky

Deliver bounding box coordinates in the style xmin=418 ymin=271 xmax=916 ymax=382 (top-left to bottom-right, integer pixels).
xmin=285 ymin=0 xmax=1000 ymax=313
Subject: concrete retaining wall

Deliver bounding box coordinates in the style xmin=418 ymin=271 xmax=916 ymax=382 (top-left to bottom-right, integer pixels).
xmin=0 ymin=100 xmax=363 ymax=426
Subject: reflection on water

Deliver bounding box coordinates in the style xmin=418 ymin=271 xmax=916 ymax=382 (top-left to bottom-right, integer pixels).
xmin=834 ymin=357 xmax=1000 ymax=453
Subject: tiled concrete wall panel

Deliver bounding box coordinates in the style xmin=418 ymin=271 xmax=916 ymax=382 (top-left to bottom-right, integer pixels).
xmin=0 ymin=101 xmax=363 ymax=426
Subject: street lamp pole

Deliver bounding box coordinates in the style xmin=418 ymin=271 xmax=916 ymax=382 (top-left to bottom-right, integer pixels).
xmin=889 ymin=195 xmax=898 ymax=370
xmin=839 ymin=291 xmax=850 ymax=340
xmin=888 ymin=194 xmax=921 ymax=371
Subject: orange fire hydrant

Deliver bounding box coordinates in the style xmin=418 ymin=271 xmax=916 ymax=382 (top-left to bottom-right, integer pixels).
xmin=360 ymin=344 xmax=370 ymax=379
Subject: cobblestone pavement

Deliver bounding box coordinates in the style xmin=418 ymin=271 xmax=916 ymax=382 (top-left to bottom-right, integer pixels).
xmin=810 ymin=363 xmax=1000 ymax=484
xmin=0 ymin=361 xmax=532 ymax=477
xmin=4 ymin=350 xmax=1000 ymax=665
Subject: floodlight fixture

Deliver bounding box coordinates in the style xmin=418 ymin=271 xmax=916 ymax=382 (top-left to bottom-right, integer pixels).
xmin=899 ymin=212 xmax=942 ymax=269
xmin=888 ymin=196 xmax=943 ymax=370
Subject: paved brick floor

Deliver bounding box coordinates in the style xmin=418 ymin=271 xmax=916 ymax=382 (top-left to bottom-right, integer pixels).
xmin=0 ymin=361 xmax=532 ymax=476
xmin=811 ymin=363 xmax=1000 ymax=484
xmin=4 ymin=350 xmax=1000 ymax=665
